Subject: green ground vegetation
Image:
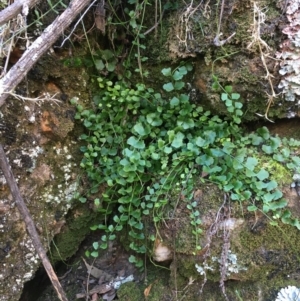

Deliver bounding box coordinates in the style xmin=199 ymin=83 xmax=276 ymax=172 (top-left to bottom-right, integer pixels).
xmin=73 ymin=61 xmax=300 ymax=269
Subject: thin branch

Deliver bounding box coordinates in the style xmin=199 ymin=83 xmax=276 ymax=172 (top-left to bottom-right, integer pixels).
xmin=59 ymin=0 xmax=98 ymax=47
xmin=0 ymin=0 xmax=91 ymax=107
xmin=0 ymin=144 xmax=68 ymax=301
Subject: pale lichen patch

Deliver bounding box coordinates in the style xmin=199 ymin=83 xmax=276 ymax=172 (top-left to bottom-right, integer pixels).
xmin=277 ymin=0 xmax=300 ymax=102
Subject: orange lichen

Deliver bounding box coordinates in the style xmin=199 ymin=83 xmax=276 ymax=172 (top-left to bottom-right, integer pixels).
xmin=40 ymin=111 xmax=53 ymax=133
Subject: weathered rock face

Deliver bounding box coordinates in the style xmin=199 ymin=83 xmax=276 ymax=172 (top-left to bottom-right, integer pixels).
xmin=143 ymin=0 xmax=296 ymax=121
xmin=0 ymin=52 xmax=96 ymax=301
xmin=2 ymin=1 xmax=300 ymax=300
xmin=148 ymin=181 xmax=300 ymax=300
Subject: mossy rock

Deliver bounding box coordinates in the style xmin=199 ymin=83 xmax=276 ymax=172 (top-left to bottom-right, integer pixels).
xmin=49 ymin=204 xmax=104 ymax=262
xmin=117 ymin=282 xmax=143 ymax=301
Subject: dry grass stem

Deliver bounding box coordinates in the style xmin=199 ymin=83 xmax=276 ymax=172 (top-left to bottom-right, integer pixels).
xmin=5 ymin=91 xmax=62 ymax=105
xmin=247 ymin=1 xmax=278 ymax=122
xmin=0 ymin=13 xmax=28 ymax=77
xmin=176 ymin=0 xmax=203 ymax=51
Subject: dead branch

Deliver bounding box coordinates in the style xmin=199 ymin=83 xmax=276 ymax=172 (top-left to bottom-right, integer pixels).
xmin=0 ymin=144 xmax=68 ymax=301
xmin=0 ymin=0 xmax=91 ymax=107
xmin=0 ymin=0 xmax=40 ymax=26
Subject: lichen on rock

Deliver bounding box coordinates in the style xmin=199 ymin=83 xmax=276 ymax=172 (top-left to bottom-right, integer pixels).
xmin=277 ymin=0 xmax=300 ymax=102
xmin=276 ymin=285 xmax=300 ymax=301
xmin=0 ymin=47 xmax=91 ymax=300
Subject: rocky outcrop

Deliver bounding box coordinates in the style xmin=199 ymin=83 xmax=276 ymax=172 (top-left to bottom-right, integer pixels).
xmin=2 ymin=1 xmax=300 ymax=300
xmin=0 ymin=53 xmax=93 ymax=301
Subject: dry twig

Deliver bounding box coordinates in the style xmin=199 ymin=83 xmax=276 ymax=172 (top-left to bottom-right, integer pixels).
xmin=176 ymin=0 xmax=203 ymax=51
xmin=0 ymin=0 xmax=91 ymax=107
xmin=0 ymin=0 xmax=40 ymax=26
xmin=3 ymin=91 xmax=62 ymax=105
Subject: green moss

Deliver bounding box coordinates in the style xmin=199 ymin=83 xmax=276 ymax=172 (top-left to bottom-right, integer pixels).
xmin=50 ymin=205 xmax=103 ymax=262
xmin=117 ymin=282 xmax=143 ymax=301
xmin=147 ymin=281 xmax=171 ymax=301
xmin=166 ymin=219 xmax=300 ymax=300
xmin=234 ymin=222 xmax=300 ymax=289
xmin=117 ymin=268 xmax=172 ymax=301
xmin=261 ymin=157 xmax=292 ymax=185
xmin=240 ymin=67 xmax=260 ymax=85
